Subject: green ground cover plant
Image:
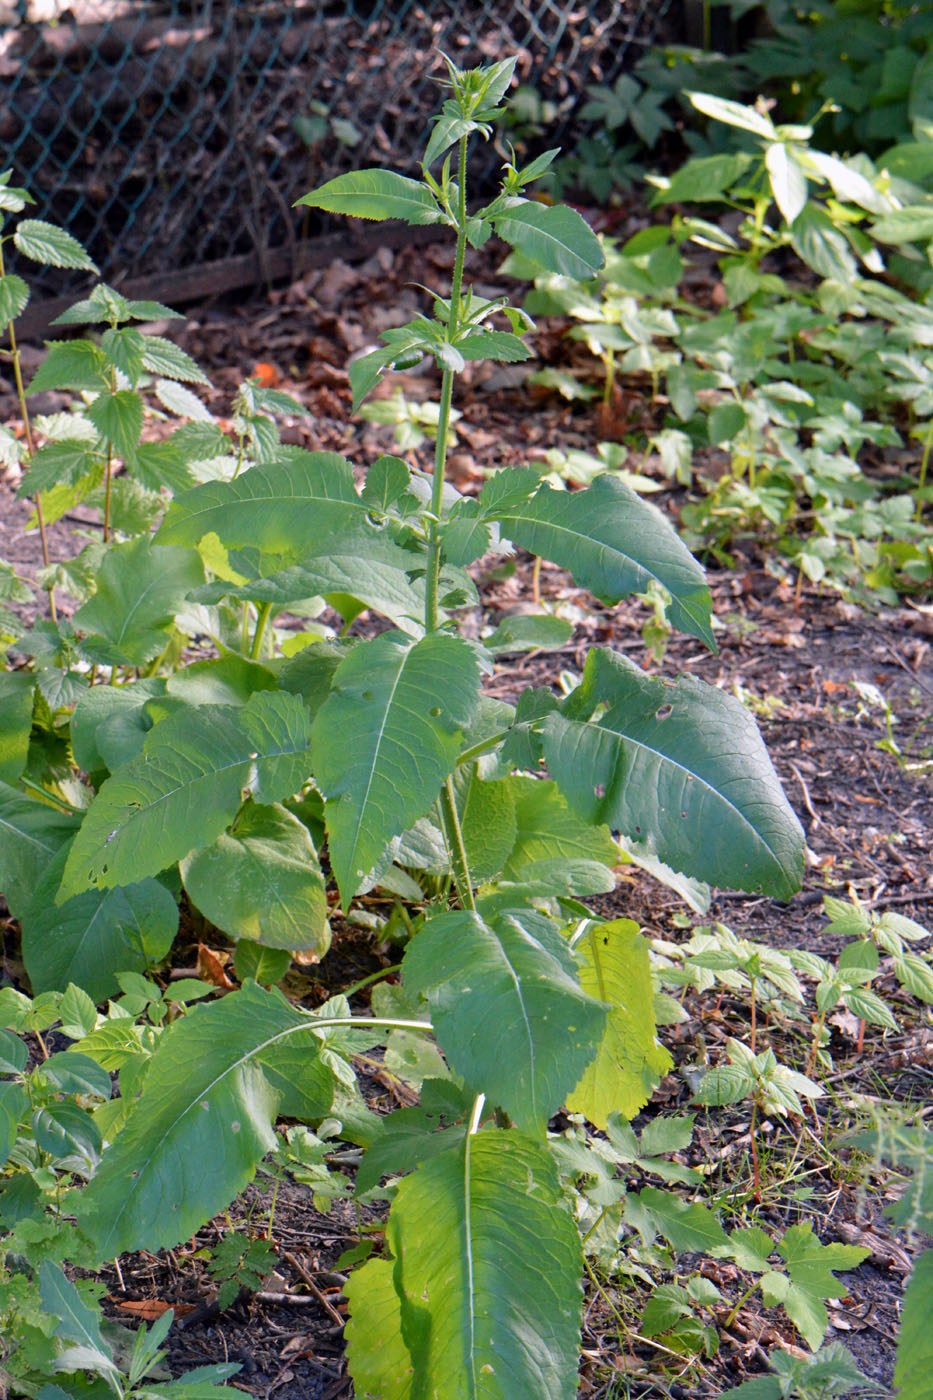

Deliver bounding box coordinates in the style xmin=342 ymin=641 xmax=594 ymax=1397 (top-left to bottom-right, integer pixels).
xmin=0 ymin=56 xmax=929 ymax=1400
xmin=509 ymin=90 xmax=933 ymax=603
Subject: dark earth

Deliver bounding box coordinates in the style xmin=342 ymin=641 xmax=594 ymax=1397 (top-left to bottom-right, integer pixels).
xmin=2 ymin=231 xmax=931 ymax=1399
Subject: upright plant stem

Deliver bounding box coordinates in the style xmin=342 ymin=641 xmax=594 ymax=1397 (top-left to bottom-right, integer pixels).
xmin=422 ymin=135 xmax=479 ymax=914
xmin=0 ymin=241 xmax=56 ymax=619
xmin=916 ymin=416 xmax=932 ymax=522
xmin=425 ymin=134 xmax=469 ymax=635
xmin=250 ymin=601 xmax=274 ymax=659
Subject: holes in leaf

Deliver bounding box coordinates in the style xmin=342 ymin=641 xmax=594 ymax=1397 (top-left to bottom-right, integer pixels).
xmin=594 ymin=783 xmax=605 ymax=799
xmin=656 ymin=703 xmax=673 ymax=720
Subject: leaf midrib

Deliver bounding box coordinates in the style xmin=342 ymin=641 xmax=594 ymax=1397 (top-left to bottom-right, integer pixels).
xmin=584 ymin=713 xmax=795 ymax=882
xmin=499 ymin=504 xmax=709 ymax=637
xmin=92 ymin=1015 xmax=317 ymax=1251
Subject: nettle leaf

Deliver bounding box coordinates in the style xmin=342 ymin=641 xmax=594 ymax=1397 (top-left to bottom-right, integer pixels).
xmin=0 ymin=272 xmax=29 ymax=323
xmin=0 ymin=781 xmax=80 ymax=921
xmin=402 ymin=906 xmax=606 ymax=1135
xmin=101 ymin=326 xmax=145 ymax=384
xmin=383 ymin=1129 xmax=583 ymax=1400
xmin=86 ymin=389 xmax=143 ymax=457
xmin=489 ymin=475 xmax=714 ymax=648
xmin=140 ymin=336 xmax=210 ymax=384
xmin=22 ymin=843 xmax=178 ymax=1000
xmin=27 ymin=340 xmax=109 ymax=395
xmin=0 ymin=670 xmax=34 ymax=784
xmin=295 ymin=170 xmax=443 ymax=225
xmin=567 ymin=920 xmax=672 ymax=1127
xmin=897 ymin=1248 xmax=933 ymax=1400
xmin=311 ymin=631 xmax=479 ymax=907
xmin=156 ymin=451 xmax=371 ymax=557
xmin=17 ymin=440 xmax=101 ymax=498
xmin=73 ymin=537 xmax=205 ymax=668
xmin=60 ymin=691 xmax=312 ymax=896
xmin=545 ymin=649 xmax=805 ymax=898
xmin=13 ymin=219 xmax=97 ymax=271
xmin=180 ymin=802 xmax=329 ymax=955
xmin=491 ymin=200 xmax=604 ymax=279
xmin=75 ymin=982 xmax=333 ymax=1256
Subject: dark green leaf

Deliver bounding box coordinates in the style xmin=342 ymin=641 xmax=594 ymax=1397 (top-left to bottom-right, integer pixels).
xmin=312 ymin=631 xmax=479 ymax=906
xmin=75 ymin=983 xmax=333 ymax=1255
xmin=60 ymin=691 xmax=312 ymax=896
xmin=403 ymin=906 xmax=606 ymax=1135
xmin=544 ymin=649 xmax=805 ymax=897
xmin=87 ymin=389 xmax=143 ymax=457
xmin=491 ymin=200 xmax=604 ymax=279
xmin=156 ymin=452 xmax=371 ymax=557
xmin=296 ymin=170 xmax=442 ymax=225
xmin=73 ymin=537 xmax=204 ymax=668
xmin=0 ymin=671 xmax=34 ymax=784
xmin=489 ymin=475 xmax=714 ymax=647
xmin=181 ymin=802 xmax=328 ymax=954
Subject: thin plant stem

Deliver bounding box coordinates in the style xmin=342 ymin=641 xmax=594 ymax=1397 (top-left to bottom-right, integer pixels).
xmin=250 ymin=600 xmax=274 ymax=659
xmin=424 ymin=133 xmax=469 ymax=635
xmin=420 ymin=132 xmax=479 ymax=919
xmin=440 ymin=775 xmax=477 ymax=913
xmin=0 ymin=240 xmax=56 ymax=618
xmin=916 ymin=416 xmax=932 ymax=522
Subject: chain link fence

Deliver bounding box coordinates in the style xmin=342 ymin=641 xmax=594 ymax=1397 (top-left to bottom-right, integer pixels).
xmin=2 ymin=0 xmax=674 ymax=304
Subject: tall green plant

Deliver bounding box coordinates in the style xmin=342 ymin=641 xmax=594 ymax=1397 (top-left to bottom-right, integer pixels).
xmin=1 ymin=58 xmax=808 ymax=1399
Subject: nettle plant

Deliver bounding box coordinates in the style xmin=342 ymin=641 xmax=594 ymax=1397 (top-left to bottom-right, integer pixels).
xmin=0 ymin=59 xmax=812 ymax=1398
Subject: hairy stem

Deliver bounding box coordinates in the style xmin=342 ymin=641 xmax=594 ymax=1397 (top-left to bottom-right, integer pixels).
xmin=440 ymin=775 xmax=477 ymax=913
xmin=424 ymin=134 xmax=469 ymax=635
xmin=0 ymin=240 xmax=56 ymax=618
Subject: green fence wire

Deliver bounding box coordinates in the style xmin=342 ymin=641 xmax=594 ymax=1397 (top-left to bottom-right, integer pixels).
xmin=2 ymin=0 xmax=672 ymax=301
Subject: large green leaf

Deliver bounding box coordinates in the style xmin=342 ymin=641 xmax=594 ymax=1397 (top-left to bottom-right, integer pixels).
xmin=311 ymin=631 xmax=479 ymax=906
xmin=896 ymin=1248 xmax=933 ymax=1400
xmin=75 ymin=982 xmax=333 ymax=1256
xmin=345 ymin=1259 xmax=413 ymax=1400
xmin=191 ymin=529 xmax=429 ymax=630
xmin=155 ymin=452 xmax=371 ymax=558
xmin=489 ymin=475 xmax=713 ymax=647
xmin=567 ymin=920 xmax=672 ymax=1127
xmin=385 ymin=1130 xmax=583 ymax=1400
xmin=70 ymin=678 xmax=167 ymax=773
xmin=180 ymin=802 xmax=328 ymax=954
xmin=490 ymin=200 xmax=604 ymax=279
xmin=0 ymin=671 xmax=34 ymax=784
xmin=501 ymin=777 xmax=618 ymax=882
xmin=295 ymin=170 xmax=442 ymax=225
xmin=23 ymin=843 xmax=178 ymax=999
xmin=544 ymin=649 xmax=805 ymax=898
xmin=60 ymin=691 xmax=312 ymax=897
xmin=73 ymin=537 xmax=205 ymax=667
xmin=402 ymin=907 xmax=606 ymax=1135
xmin=0 ymin=782 xmax=79 ymax=920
